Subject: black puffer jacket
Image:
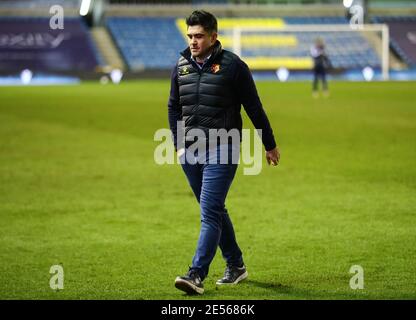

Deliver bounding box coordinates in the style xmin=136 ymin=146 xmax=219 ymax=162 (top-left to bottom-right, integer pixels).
xmin=177 ymin=41 xmax=242 ymax=145
xmin=168 ymin=41 xmax=277 ymax=151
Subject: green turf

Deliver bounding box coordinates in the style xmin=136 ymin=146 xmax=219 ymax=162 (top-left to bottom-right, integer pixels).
xmin=0 ymin=80 xmax=415 ymax=299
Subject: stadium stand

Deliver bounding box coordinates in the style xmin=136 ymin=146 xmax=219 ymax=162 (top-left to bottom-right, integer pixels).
xmin=372 ymin=16 xmax=416 ymax=67
xmin=284 ymin=17 xmax=381 ymax=70
xmin=0 ymin=0 xmax=78 ymax=8
xmin=0 ymin=0 xmax=414 ymax=81
xmin=106 ymin=17 xmax=187 ymax=70
xmin=0 ymin=16 xmax=103 ymax=72
xmin=107 ymin=16 xmax=381 ymax=71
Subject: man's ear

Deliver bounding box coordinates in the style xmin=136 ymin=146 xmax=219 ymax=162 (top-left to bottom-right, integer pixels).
xmin=210 ymin=32 xmax=218 ymax=44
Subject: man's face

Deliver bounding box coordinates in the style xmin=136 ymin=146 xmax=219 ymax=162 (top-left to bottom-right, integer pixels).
xmin=187 ymin=25 xmax=217 ymax=59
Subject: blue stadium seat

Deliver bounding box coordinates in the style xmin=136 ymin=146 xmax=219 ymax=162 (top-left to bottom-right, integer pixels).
xmin=284 ymin=16 xmax=349 ymax=25
xmin=107 ymin=17 xmax=187 ymax=70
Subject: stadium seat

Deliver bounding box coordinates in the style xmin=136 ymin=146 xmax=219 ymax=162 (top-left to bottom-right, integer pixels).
xmin=106 ymin=17 xmax=187 ymax=70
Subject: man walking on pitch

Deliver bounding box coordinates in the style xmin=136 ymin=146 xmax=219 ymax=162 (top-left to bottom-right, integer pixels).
xmin=168 ymin=10 xmax=280 ymax=295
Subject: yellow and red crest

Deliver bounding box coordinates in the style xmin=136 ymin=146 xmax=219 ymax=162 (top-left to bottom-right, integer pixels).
xmin=211 ymin=64 xmax=220 ymax=74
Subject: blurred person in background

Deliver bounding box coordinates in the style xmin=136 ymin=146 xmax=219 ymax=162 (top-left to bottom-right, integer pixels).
xmin=310 ymin=37 xmax=332 ymax=98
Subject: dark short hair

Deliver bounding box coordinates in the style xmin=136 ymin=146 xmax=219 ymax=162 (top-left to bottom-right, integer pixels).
xmin=186 ymin=10 xmax=218 ymax=34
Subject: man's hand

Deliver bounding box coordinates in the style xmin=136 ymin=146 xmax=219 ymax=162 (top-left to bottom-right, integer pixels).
xmin=266 ymin=147 xmax=280 ymax=166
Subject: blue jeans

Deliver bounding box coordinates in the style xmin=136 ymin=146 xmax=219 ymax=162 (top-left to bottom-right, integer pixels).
xmin=180 ymin=143 xmax=244 ymax=280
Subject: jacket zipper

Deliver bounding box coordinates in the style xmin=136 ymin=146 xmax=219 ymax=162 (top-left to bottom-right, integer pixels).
xmin=194 ymin=68 xmax=201 ymax=112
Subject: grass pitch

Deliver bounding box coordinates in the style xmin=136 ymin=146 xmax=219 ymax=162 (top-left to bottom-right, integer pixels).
xmin=0 ymin=81 xmax=415 ymax=299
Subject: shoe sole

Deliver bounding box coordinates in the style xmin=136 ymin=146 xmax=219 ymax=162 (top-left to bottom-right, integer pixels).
xmin=175 ymin=277 xmax=204 ymax=295
xmin=216 ymin=271 xmax=248 ymax=286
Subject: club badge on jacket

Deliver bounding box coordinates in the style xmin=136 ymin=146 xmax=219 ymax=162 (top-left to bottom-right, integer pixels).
xmin=211 ymin=64 xmax=220 ymax=74
xmin=179 ymin=66 xmax=190 ymax=75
